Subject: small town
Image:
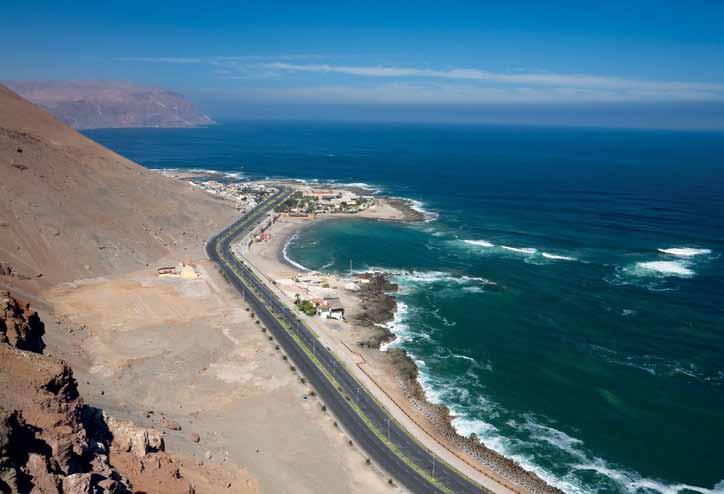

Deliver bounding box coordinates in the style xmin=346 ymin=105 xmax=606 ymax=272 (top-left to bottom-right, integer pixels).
xmin=275 ymin=187 xmax=376 ymax=216
xmin=188 ymin=178 xmax=277 ymax=212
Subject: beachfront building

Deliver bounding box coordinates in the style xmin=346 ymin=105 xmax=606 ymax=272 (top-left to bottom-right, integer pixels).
xmin=317 ymin=297 xmax=345 ymax=320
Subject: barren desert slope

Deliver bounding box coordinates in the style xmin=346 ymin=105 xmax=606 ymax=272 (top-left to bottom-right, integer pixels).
xmin=0 ymin=83 xmax=235 ymax=293
xmin=0 ymin=85 xmax=402 ymax=494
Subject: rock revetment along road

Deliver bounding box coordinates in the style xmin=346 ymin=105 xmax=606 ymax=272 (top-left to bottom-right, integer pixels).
xmin=206 ymin=187 xmax=495 ymax=494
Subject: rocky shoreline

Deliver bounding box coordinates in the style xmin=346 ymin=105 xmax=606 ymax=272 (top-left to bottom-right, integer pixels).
xmin=350 ymin=277 xmax=562 ymax=494
xmin=382 ymin=197 xmax=426 ymax=222
xmin=259 ymin=190 xmax=560 ymax=493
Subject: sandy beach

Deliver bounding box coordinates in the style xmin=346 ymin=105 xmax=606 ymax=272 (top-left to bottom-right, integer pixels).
xmin=240 ymin=195 xmax=559 ymax=494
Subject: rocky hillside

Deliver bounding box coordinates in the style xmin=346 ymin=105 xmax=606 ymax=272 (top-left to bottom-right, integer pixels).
xmin=0 ymin=290 xmax=194 ymax=493
xmin=0 ymin=84 xmax=236 ymax=293
xmin=4 ymin=81 xmax=214 ymax=129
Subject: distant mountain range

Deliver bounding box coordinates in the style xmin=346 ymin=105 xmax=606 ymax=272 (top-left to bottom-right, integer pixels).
xmin=4 ymin=80 xmax=215 ymax=129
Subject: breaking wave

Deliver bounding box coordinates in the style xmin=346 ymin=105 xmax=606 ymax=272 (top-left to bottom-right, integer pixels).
xmin=633 ymin=261 xmax=694 ymax=277
xmin=400 ymin=197 xmax=439 ymax=222
xmin=541 ymin=252 xmax=577 ymax=261
xmin=463 ymin=239 xmax=495 ymax=248
xmin=391 ymin=270 xmax=496 ymax=291
xmin=327 ymin=180 xmax=383 ymax=194
xmin=281 ymin=232 xmax=314 ymax=272
xmin=379 ymin=301 xmax=411 ymax=351
xmin=460 ymin=239 xmax=578 ymax=263
xmin=658 ymin=247 xmax=712 ymax=257
xmin=501 ymin=245 xmax=538 ymax=255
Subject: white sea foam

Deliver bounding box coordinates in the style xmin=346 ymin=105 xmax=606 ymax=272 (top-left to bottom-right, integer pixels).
xmin=450 ymin=416 xmax=497 ymax=436
xmin=635 ymin=261 xmax=694 ymax=277
xmin=541 ymin=252 xmax=577 ymax=261
xmin=383 ymin=279 xmax=719 ymax=494
xmin=281 ymin=233 xmax=313 ymax=272
xmin=573 ymin=458 xmax=724 ymax=494
xmin=463 ymin=239 xmax=495 ymax=248
xmin=452 ymin=353 xmax=478 ymax=364
xmin=501 ymin=246 xmax=538 ymax=255
xmin=392 ymin=270 xmax=495 ymax=289
xmin=379 ymin=301 xmax=410 ymax=351
xmin=460 ymin=240 xmax=580 ymax=263
xmin=658 ymin=247 xmax=712 ymax=257
xmin=523 ymin=418 xmax=585 ymax=458
xmin=404 ymin=330 xmax=717 ymax=494
xmin=456 ymin=408 xmax=723 ymax=494
xmin=398 ymin=197 xmax=439 ymax=222
xmin=335 ymin=181 xmax=382 ymax=193
xmin=396 ymin=332 xmax=661 ymax=494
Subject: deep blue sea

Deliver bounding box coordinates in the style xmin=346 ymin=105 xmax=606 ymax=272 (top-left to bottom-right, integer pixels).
xmin=86 ymin=122 xmax=724 ymax=494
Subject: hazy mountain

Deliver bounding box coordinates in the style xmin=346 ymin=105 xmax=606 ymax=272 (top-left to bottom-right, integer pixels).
xmin=4 ymin=80 xmax=215 ymax=129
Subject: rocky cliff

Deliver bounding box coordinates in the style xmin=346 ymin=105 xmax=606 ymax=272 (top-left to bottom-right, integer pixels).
xmin=4 ymin=81 xmax=214 ymax=130
xmin=0 ymin=290 xmax=194 ymax=494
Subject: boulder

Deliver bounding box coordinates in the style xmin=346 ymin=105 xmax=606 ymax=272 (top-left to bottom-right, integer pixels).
xmin=104 ymin=414 xmax=165 ymax=457
xmin=160 ymin=417 xmax=181 ymax=431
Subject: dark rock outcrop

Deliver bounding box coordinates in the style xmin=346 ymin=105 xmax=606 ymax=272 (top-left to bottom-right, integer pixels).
xmin=0 ymin=291 xmax=194 ymax=494
xmin=0 ymin=290 xmax=45 ymax=353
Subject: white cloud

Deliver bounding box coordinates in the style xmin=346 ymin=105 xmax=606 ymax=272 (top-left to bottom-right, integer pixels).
xmin=116 ymin=54 xmax=324 ymax=64
xmin=115 ymin=57 xmax=724 ymax=103
xmin=266 ymin=63 xmax=724 ymax=94
xmin=115 ymin=57 xmax=203 ymax=64
xmin=234 ymin=82 xmax=724 ymax=104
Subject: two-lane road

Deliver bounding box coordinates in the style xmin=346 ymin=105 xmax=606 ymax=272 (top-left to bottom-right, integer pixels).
xmin=207 ymin=188 xmax=493 ymax=494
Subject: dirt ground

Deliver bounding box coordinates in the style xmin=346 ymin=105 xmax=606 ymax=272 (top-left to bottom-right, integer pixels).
xmin=43 ymin=258 xmax=404 ymax=494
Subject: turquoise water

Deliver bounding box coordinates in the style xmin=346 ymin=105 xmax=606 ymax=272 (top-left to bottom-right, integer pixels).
xmin=87 ymin=122 xmax=724 ymax=493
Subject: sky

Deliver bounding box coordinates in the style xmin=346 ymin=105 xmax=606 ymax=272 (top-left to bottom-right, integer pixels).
xmin=2 ymin=1 xmax=724 ymax=128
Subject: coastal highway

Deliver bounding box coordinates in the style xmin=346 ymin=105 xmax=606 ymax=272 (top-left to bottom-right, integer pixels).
xmin=207 ymin=187 xmax=493 ymax=494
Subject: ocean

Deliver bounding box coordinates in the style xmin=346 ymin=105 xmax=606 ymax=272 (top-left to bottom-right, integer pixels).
xmin=86 ymin=121 xmax=724 ymax=494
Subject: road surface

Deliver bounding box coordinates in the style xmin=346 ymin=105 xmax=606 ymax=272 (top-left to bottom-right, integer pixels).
xmin=207 ymin=187 xmax=492 ymax=494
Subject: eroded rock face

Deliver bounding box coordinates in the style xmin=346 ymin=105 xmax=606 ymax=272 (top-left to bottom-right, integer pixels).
xmin=0 ymin=290 xmax=45 ymax=353
xmin=0 ymin=290 xmax=194 ymax=494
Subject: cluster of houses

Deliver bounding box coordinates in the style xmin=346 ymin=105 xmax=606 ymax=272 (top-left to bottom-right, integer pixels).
xmin=189 ymin=179 xmax=276 ymax=212
xmin=248 ymin=212 xmax=281 ymax=246
xmin=296 ymin=295 xmax=345 ymax=320
xmin=279 ymin=273 xmax=347 ymax=321
xmin=281 ymin=188 xmax=375 ymax=216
